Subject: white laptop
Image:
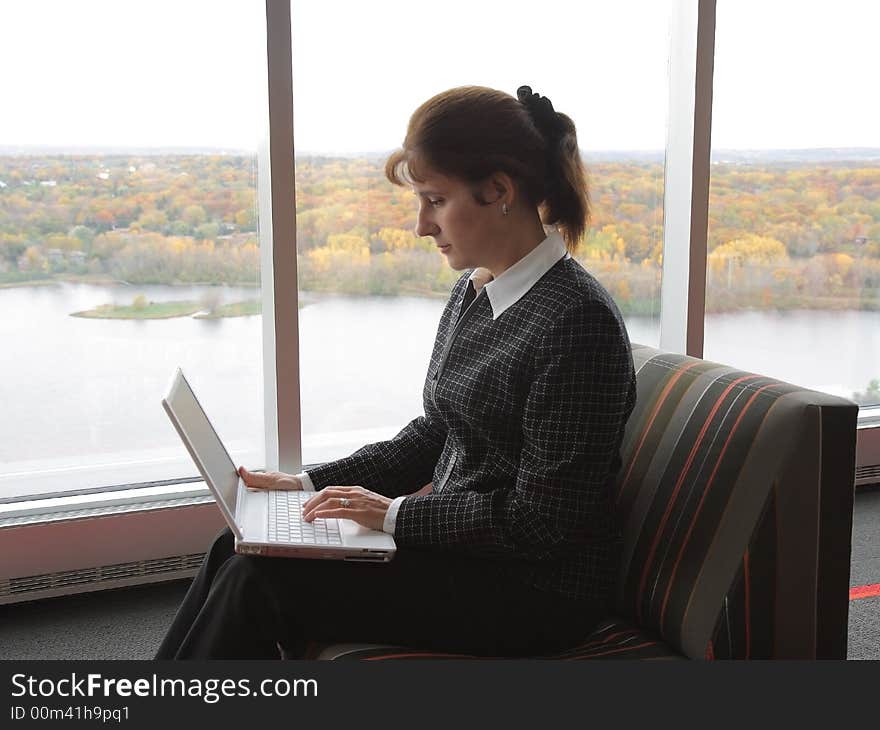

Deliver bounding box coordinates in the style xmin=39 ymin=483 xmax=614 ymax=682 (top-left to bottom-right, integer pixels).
xmin=162 ymin=368 xmax=396 ymax=563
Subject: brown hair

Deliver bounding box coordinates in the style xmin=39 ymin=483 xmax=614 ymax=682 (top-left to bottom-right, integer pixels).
xmin=385 ymin=85 xmax=590 ymax=251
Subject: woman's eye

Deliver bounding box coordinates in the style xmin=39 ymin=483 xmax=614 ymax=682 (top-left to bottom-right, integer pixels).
xmin=428 ymin=199 xmax=443 ymax=207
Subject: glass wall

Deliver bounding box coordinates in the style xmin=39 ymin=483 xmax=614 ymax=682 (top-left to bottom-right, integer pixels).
xmin=0 ymin=1 xmax=267 ymax=500
xmin=291 ymin=0 xmax=671 ymax=465
xmin=706 ymin=0 xmax=880 ymax=407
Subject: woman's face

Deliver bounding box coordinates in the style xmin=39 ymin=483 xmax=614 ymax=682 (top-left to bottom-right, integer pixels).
xmin=411 ymin=169 xmax=502 ymax=271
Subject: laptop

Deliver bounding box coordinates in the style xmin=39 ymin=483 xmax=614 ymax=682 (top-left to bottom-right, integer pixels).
xmin=161 ymin=368 xmax=396 ymax=563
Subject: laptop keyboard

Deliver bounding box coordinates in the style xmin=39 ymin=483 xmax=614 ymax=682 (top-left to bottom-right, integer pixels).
xmin=267 ymin=490 xmax=343 ymax=545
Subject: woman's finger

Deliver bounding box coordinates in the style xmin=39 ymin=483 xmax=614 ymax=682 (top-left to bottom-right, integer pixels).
xmin=302 ymin=491 xmax=328 ymax=511
xmin=239 ymin=467 xmax=262 ymax=484
xmin=307 ymin=502 xmax=387 ymax=532
xmin=303 ymin=495 xmax=354 ymax=520
xmin=302 ymin=486 xmax=358 ymax=510
xmin=307 ymin=507 xmax=352 ymax=520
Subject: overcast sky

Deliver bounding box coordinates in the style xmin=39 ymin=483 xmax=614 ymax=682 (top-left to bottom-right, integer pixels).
xmin=0 ymin=0 xmax=878 ymax=153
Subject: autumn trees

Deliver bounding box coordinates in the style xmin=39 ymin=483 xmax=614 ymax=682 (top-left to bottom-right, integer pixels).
xmin=0 ymin=155 xmax=260 ymax=284
xmin=0 ymin=152 xmax=877 ymax=312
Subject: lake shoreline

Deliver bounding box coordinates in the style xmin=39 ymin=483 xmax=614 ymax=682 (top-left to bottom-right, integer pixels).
xmin=4 ymin=274 xmax=879 ymax=315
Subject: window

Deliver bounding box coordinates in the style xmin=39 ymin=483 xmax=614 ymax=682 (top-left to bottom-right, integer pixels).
xmin=705 ymin=0 xmax=880 ymax=408
xmin=291 ymin=0 xmax=671 ymax=465
xmin=0 ymin=1 xmax=267 ymax=500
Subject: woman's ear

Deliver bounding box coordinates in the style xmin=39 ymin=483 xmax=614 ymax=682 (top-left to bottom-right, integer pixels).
xmin=482 ymin=172 xmax=516 ymax=207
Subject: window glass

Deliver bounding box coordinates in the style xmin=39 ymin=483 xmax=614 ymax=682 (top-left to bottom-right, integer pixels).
xmin=0 ymin=1 xmax=266 ymax=500
xmin=707 ymin=0 xmax=880 ymax=408
xmin=291 ymin=0 xmax=671 ymax=464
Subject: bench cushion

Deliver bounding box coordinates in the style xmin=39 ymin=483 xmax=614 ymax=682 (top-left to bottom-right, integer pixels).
xmin=311 ymin=619 xmax=683 ymax=660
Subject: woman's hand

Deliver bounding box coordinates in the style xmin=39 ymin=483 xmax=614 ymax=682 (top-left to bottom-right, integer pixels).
xmin=302 ymin=486 xmax=391 ymax=533
xmin=238 ymin=466 xmax=303 ymax=491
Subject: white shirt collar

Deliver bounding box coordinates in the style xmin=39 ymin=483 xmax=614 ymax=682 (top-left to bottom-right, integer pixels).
xmin=469 ymin=231 xmax=568 ymax=320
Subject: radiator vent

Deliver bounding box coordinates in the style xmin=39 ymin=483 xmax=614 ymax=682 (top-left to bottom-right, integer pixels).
xmin=1 ymin=553 xmax=205 ymax=599
xmin=856 ymin=463 xmax=880 ymax=487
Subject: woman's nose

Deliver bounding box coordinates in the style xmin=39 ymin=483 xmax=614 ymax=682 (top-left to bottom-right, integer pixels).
xmin=414 ymin=210 xmax=439 ymax=238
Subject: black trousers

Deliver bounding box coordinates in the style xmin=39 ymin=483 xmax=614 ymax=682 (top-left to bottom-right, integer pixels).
xmin=155 ymin=527 xmax=608 ymax=659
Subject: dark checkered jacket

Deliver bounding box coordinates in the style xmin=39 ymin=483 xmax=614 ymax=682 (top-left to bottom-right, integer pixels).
xmin=307 ymin=256 xmax=637 ymax=602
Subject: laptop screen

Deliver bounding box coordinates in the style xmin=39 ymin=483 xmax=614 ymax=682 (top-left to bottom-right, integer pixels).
xmin=162 ymin=369 xmax=239 ymax=516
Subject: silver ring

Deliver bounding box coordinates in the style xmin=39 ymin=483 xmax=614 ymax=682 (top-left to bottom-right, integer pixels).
xmin=340 ymin=497 xmax=351 ymax=508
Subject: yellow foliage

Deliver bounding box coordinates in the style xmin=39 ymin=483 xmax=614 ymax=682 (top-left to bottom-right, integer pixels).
xmin=307 ymin=243 xmax=369 ymax=275
xmin=708 ymin=234 xmax=788 ymax=269
xmin=235 ymin=208 xmax=256 ymax=228
xmin=45 ymin=234 xmax=81 ymax=252
xmin=371 ymin=228 xmax=420 ymax=252
xmin=307 ymin=247 xmax=333 ymax=274
xmin=831 ymin=253 xmax=854 ymax=278
xmin=24 ymin=246 xmax=47 ymax=271
xmin=326 ymin=234 xmax=368 ymax=257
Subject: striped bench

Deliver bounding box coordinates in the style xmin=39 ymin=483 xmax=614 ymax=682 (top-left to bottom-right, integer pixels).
xmin=306 ymin=343 xmax=859 ymax=660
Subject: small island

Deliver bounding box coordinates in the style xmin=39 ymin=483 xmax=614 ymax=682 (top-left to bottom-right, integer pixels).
xmin=70 ymin=294 xmax=269 ymax=319
xmin=70 ymin=296 xmax=204 ymax=319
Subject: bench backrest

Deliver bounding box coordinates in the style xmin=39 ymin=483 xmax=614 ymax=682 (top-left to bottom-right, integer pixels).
xmin=612 ymin=344 xmax=857 ymax=658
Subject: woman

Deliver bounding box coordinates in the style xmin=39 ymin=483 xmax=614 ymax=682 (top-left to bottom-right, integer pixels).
xmin=155 ymin=85 xmax=637 ymax=660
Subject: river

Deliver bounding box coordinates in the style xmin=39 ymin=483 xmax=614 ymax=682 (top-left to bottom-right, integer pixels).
xmin=0 ymin=282 xmax=876 ymax=500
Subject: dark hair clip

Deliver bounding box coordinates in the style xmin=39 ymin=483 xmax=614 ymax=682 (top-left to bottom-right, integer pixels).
xmin=516 ymin=85 xmax=565 ymax=142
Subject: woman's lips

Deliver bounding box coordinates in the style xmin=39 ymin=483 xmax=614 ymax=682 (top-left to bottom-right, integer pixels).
xmin=437 ymin=243 xmax=451 ymax=253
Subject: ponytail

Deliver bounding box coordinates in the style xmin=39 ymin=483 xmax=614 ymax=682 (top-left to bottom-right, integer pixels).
xmin=516 ymin=86 xmax=590 ymax=250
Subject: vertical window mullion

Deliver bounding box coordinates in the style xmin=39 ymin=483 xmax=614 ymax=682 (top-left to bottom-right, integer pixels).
xmin=260 ymin=0 xmax=302 ymax=472
xmin=660 ymin=0 xmax=716 ymax=357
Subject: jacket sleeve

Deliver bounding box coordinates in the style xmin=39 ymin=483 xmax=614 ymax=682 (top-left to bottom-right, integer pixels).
xmin=392 ymin=300 xmax=636 ymax=559
xmin=304 ymin=414 xmax=448 ymax=498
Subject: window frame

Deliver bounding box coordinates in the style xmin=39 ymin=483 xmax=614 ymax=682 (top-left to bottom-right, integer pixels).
xmin=659 ymin=0 xmax=714 ymax=358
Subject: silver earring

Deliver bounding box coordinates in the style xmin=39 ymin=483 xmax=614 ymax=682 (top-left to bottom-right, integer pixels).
xmin=502 ymin=203 xmax=509 ymax=216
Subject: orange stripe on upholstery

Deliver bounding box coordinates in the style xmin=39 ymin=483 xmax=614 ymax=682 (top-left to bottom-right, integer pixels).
xmin=637 ymin=374 xmax=765 ymax=623
xmin=658 ymin=381 xmax=778 ymax=629
xmin=617 ymin=360 xmax=705 ymax=504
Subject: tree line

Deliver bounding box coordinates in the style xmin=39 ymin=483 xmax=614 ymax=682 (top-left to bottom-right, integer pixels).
xmin=0 ymin=153 xmax=877 ymax=312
